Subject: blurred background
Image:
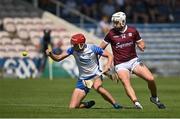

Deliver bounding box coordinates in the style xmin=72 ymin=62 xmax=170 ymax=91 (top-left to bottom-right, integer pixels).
xmin=0 ymin=0 xmax=180 ymax=79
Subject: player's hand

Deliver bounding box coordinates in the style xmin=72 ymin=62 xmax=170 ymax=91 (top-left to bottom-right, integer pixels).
xmin=140 ymin=46 xmax=145 ymax=52
xmin=46 ymin=49 xmax=52 ymax=56
xmin=103 ymin=65 xmax=111 ymax=73
xmin=137 ymin=40 xmax=145 ymax=52
xmin=103 ymin=67 xmax=120 ymax=83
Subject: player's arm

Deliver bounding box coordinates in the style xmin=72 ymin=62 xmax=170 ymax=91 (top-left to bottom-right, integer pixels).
xmin=134 ymin=28 xmax=145 ymax=52
xmin=46 ymin=48 xmax=71 ymax=62
xmin=136 ymin=39 xmax=145 ymax=52
xmin=99 ymin=33 xmax=110 ymax=50
xmin=101 ymin=49 xmax=113 ymax=72
xmin=99 ymin=41 xmax=109 ymax=50
xmin=92 ymin=45 xmax=112 ymax=72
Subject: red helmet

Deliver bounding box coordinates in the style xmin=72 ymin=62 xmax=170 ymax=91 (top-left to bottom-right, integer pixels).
xmin=71 ymin=33 xmax=86 ymax=45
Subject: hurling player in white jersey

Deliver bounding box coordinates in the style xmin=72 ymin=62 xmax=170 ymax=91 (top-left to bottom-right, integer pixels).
xmin=46 ymin=33 xmax=122 ymax=109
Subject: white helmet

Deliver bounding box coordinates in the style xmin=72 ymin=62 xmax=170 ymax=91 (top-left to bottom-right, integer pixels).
xmin=111 ymin=12 xmax=126 ymax=27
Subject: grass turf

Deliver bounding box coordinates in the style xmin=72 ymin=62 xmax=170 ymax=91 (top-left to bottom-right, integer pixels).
xmin=0 ymin=76 xmax=180 ymax=118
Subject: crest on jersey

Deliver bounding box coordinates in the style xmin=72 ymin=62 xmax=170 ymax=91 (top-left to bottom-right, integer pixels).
xmin=121 ymin=34 xmax=126 ymax=38
xmin=128 ymin=33 xmax=132 ymax=37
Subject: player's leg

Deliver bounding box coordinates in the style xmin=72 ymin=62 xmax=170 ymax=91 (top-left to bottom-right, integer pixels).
xmin=69 ymin=88 xmax=95 ymax=108
xmin=93 ymin=77 xmax=122 ymax=109
xmin=132 ymin=63 xmax=166 ymax=109
xmin=133 ymin=63 xmax=157 ymax=97
xmin=69 ymin=80 xmax=95 ymax=109
xmin=69 ymin=88 xmax=86 ymax=108
xmin=116 ymin=69 xmax=143 ymax=109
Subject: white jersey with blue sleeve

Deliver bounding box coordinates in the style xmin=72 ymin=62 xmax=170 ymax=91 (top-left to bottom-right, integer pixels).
xmin=66 ymin=44 xmax=103 ymax=80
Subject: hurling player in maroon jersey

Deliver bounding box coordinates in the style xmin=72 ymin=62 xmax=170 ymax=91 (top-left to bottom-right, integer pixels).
xmin=100 ymin=12 xmax=165 ymax=109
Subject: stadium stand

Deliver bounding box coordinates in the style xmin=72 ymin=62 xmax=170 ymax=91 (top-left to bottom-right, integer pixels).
xmin=136 ymin=24 xmax=180 ymax=75
xmin=0 ymin=0 xmax=180 ymax=77
xmin=36 ymin=0 xmax=179 ymax=24
xmin=0 ymin=0 xmax=73 ymax=58
xmin=0 ymin=0 xmax=99 ymax=78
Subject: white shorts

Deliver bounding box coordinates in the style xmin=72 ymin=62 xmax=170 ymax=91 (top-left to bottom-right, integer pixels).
xmin=115 ymin=57 xmax=141 ymax=73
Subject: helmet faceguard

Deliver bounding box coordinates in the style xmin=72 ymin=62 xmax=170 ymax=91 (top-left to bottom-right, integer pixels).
xmin=71 ymin=33 xmax=86 ymax=51
xmin=73 ymin=43 xmax=85 ymax=51
xmin=111 ymin=12 xmax=126 ymax=30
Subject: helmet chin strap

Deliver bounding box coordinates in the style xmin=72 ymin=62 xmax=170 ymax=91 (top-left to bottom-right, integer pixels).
xmin=73 ymin=43 xmax=85 ymax=51
xmin=78 ymin=44 xmax=85 ymax=50
xmin=114 ymin=25 xmax=124 ymax=31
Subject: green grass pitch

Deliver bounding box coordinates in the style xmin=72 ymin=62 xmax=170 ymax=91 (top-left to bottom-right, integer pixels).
xmin=0 ymin=76 xmax=180 ymax=118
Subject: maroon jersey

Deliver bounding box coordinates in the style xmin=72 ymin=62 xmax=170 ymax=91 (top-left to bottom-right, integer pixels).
xmin=104 ymin=25 xmax=141 ymax=65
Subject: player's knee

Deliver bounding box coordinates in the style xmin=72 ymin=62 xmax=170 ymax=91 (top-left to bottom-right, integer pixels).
xmin=69 ymin=105 xmax=79 ymax=109
xmin=69 ymin=105 xmax=76 ymax=109
xmin=69 ymin=103 xmax=78 ymax=109
xmin=147 ymin=75 xmax=154 ymax=81
xmin=94 ymin=85 xmax=102 ymax=91
xmin=121 ymin=79 xmax=131 ymax=87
